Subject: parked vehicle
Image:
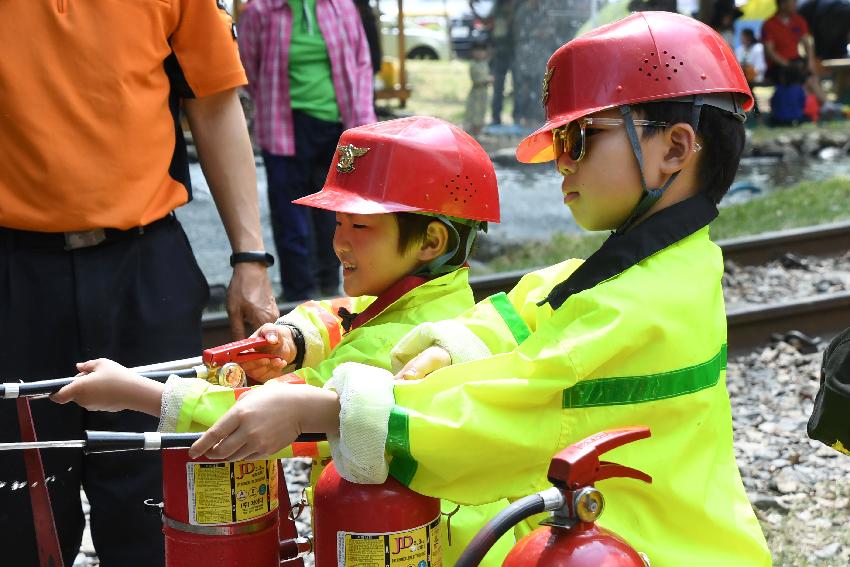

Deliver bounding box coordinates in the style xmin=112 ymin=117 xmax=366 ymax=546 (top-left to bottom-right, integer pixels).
xmin=380 ymin=14 xmax=452 ymax=60
xmin=450 ymin=0 xmax=493 ymax=59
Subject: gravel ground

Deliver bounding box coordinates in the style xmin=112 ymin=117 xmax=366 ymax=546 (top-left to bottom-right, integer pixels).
xmin=724 ymin=251 xmax=850 ymax=309
xmin=65 ymin=251 xmax=850 ymax=565
xmin=730 ymin=339 xmax=850 ymax=566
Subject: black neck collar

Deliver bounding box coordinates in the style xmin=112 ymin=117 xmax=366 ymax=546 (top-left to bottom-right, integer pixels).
xmin=539 ymin=194 xmax=719 ymax=310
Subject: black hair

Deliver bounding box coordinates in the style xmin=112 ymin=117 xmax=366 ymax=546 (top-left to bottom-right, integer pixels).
xmin=631 ymin=102 xmax=745 ymax=203
xmin=394 ymin=212 xmax=475 ymax=267
xmin=741 ymin=28 xmax=758 ymax=42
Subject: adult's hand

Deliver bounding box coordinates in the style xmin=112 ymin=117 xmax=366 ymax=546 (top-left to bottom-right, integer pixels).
xmin=184 ymin=88 xmax=280 ymax=339
xmin=394 ymin=345 xmax=452 ymax=380
xmin=228 ymin=262 xmax=279 ymax=339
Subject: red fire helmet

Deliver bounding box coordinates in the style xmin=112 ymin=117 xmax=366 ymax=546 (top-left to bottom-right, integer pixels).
xmin=516 ymin=11 xmax=754 ymax=163
xmin=293 ymin=116 xmax=500 ymax=223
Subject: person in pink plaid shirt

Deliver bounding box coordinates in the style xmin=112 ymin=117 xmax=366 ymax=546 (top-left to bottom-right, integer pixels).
xmin=239 ymin=0 xmax=377 ymax=301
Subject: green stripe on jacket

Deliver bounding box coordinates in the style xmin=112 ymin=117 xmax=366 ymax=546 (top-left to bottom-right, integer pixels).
xmin=387 ymin=345 xmax=726 ymax=486
xmin=563 ymin=344 xmax=727 ymax=408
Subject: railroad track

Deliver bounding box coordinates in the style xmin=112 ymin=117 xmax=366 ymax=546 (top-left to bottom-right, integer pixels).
xmin=203 ymin=221 xmax=850 ymax=353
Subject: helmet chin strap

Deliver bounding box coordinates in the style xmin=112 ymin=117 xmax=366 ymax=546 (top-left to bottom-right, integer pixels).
xmin=615 ymin=95 xmax=704 ymax=234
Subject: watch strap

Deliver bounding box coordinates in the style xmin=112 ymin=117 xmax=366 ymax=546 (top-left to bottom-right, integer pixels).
xmin=230 ymin=251 xmax=275 ymax=267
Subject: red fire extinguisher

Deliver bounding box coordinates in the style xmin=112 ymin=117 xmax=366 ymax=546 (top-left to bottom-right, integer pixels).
xmin=1 ymin=336 xmax=316 ymax=567
xmin=456 ymin=426 xmax=652 ymax=567
xmin=312 ymin=462 xmax=443 ymax=567
xmin=156 ymin=337 xmax=314 ymax=567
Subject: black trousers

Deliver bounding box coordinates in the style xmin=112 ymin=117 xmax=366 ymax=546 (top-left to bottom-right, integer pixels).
xmin=263 ymin=110 xmax=343 ymax=301
xmin=0 ymin=215 xmax=208 ymax=566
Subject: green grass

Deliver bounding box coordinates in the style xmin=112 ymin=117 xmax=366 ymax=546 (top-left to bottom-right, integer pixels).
xmin=712 ymin=176 xmax=850 ymax=240
xmin=475 ymin=176 xmax=850 ymax=272
xmin=383 ymin=59 xmax=515 ymax=125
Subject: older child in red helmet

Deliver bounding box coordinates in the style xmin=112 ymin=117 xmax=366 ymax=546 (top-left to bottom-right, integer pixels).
xmin=186 ymin=14 xmax=770 ymax=564
xmin=54 ymin=116 xmax=514 ymax=564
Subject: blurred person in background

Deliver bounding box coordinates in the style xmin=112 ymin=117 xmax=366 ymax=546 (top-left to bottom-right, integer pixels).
xmin=737 ymin=28 xmax=766 ymax=115
xmin=710 ymin=0 xmax=744 ymax=47
xmin=465 ymin=39 xmax=493 ymax=136
xmin=797 ymin=0 xmax=850 ymax=60
xmin=762 ymin=0 xmax=829 ymax=108
xmin=472 ymin=0 xmax=519 ymax=128
xmin=239 ymin=0 xmax=377 ymax=302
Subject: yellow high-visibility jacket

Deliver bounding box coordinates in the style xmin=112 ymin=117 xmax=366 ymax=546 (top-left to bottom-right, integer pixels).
xmin=330 ymin=197 xmax=771 ymax=566
xmin=159 ymin=268 xmax=514 ymax=565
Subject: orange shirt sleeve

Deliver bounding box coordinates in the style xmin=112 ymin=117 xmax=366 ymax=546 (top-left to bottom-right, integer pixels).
xmin=170 ymin=1 xmax=248 ymax=98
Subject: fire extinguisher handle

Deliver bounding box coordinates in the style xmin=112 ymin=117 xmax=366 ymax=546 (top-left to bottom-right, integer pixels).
xmin=202 ymin=336 xmax=272 ymax=367
xmin=1 ymin=368 xmax=200 ymax=400
xmin=2 ymin=378 xmax=75 ymax=399
xmin=84 ymin=431 xmax=203 ymax=453
xmin=548 ymin=426 xmax=652 ymax=489
xmin=83 ymin=431 xmax=327 ymax=453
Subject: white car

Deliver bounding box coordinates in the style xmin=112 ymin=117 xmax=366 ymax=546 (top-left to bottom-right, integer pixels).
xmin=380 ymin=14 xmax=452 ymax=60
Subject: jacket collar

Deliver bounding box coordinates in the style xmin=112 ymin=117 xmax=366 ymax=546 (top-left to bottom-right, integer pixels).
xmin=341 ymin=275 xmax=431 ymax=332
xmin=540 ymin=193 xmax=719 ymax=310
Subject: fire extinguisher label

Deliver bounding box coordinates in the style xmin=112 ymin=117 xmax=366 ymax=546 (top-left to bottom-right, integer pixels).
xmin=336 ymin=515 xmax=442 ymax=567
xmin=185 ymin=459 xmax=279 ymax=525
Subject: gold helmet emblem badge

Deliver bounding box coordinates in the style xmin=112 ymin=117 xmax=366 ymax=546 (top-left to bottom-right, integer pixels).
xmin=336 ymin=144 xmax=370 ymax=173
xmin=541 ymin=67 xmax=554 ymax=106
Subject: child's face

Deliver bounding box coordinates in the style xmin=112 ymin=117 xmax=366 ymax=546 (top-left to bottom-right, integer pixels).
xmin=554 ymin=109 xmax=667 ymax=231
xmin=333 ymin=212 xmax=424 ymax=297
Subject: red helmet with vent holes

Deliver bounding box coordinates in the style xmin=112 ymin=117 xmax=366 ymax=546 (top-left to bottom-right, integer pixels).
xmin=294 ymin=116 xmax=500 ymax=223
xmin=516 ymin=11 xmax=754 ymax=163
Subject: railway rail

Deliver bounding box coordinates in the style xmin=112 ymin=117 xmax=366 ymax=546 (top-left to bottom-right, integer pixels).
xmin=202 ymin=221 xmax=850 ymax=353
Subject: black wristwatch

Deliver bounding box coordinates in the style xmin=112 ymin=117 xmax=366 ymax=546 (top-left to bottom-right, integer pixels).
xmin=230 ymin=251 xmax=275 ymax=267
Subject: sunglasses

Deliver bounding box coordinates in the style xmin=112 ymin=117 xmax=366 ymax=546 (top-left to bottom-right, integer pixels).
xmin=552 ymin=117 xmax=671 ymax=162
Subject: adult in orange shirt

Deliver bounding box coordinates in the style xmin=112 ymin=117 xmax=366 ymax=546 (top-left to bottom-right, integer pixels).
xmin=0 ymin=2 xmax=278 ymax=566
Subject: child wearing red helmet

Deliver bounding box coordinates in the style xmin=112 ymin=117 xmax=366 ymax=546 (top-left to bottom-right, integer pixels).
xmin=54 ymin=116 xmax=515 ymax=564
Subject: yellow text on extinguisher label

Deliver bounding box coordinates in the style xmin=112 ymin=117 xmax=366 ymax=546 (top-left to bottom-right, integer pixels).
xmin=186 ymin=459 xmax=279 ymax=525
xmin=337 ymin=516 xmax=441 ymax=567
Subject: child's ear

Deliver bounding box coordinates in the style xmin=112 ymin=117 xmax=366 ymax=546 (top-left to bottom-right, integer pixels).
xmin=416 ymin=221 xmax=450 ymax=262
xmin=660 ymin=122 xmax=699 ymax=175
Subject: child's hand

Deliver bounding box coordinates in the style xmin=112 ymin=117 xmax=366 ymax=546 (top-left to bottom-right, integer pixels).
xmin=394 ymin=346 xmax=451 ymax=381
xmin=51 ymin=359 xmax=163 ymax=415
xmin=188 ymin=382 xmax=339 ymax=461
xmin=241 ymin=323 xmax=297 ymax=383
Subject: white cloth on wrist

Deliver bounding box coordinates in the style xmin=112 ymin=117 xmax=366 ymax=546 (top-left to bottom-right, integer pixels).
xmin=158 ymin=376 xmax=209 ymax=433
xmin=390 ymin=320 xmax=492 ymax=373
xmin=324 ymin=362 xmax=395 ymax=484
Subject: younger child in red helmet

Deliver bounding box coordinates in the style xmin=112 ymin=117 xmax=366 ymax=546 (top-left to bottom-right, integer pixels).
xmin=54 ymin=116 xmax=515 ymax=564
